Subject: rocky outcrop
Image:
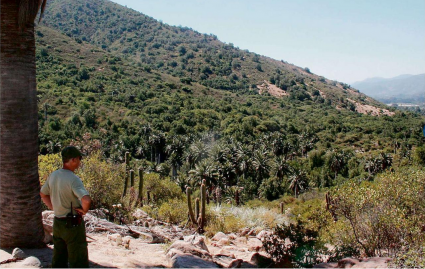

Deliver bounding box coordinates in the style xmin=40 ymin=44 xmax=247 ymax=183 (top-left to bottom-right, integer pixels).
xmin=167 ymin=234 xmax=256 ymax=268
xmin=314 ymin=257 xmax=392 ymax=268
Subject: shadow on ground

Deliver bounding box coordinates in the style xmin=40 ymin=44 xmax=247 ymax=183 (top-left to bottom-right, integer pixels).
xmin=1 ymin=246 xmax=117 ymax=268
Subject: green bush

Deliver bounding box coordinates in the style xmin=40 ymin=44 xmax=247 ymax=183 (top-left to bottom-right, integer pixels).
xmin=325 ymin=167 xmax=425 ymax=258
xmin=143 ymin=173 xmax=184 ymax=204
xmin=77 ymin=151 xmax=124 ymax=209
xmin=157 ymin=197 xmax=187 ymax=225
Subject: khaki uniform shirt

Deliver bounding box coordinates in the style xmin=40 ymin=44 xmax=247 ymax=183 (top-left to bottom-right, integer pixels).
xmin=41 ymin=169 xmax=89 ymax=218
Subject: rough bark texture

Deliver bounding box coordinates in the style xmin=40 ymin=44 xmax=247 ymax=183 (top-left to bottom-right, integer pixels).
xmin=1 ymin=0 xmax=45 ymax=248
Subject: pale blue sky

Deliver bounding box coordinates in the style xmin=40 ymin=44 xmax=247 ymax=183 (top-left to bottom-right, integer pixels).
xmin=110 ymin=0 xmax=425 ymax=84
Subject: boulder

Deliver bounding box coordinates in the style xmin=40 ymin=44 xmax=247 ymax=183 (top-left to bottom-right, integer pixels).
xmin=42 ymin=210 xmax=54 ymax=221
xmin=218 ymin=248 xmax=236 ymax=258
xmin=212 ymin=232 xmax=228 ymax=241
xmin=228 ymin=233 xmax=238 ymax=240
xmin=12 ymin=248 xmax=27 ymax=259
xmin=21 ymin=256 xmax=41 ymax=267
xmin=240 ymin=261 xmax=257 ymax=268
xmin=249 ymin=252 xmax=274 ymax=268
xmin=184 ymin=235 xmax=209 ymax=252
xmin=235 ymin=237 xmax=247 ymax=245
xmin=314 ymin=257 xmax=392 ymax=268
xmin=247 ymin=238 xmax=263 ymax=252
xmin=213 ymin=255 xmax=243 ymax=268
xmin=167 ymin=240 xmax=212 ymax=260
xmin=247 ymin=229 xmax=256 ymax=236
xmin=239 ymin=228 xmax=250 ymax=236
xmin=139 ymin=232 xmax=165 ymax=244
xmin=217 ymin=237 xmax=230 ymax=246
xmin=169 ymin=252 xmax=219 ymax=268
xmin=256 ymin=230 xmax=271 ymax=240
xmin=228 ymin=259 xmax=244 ymax=268
xmin=132 ymin=209 xmax=148 ymax=219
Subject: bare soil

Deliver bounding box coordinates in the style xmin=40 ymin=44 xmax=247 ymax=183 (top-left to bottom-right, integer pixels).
xmin=1 ymin=233 xmax=169 ymax=268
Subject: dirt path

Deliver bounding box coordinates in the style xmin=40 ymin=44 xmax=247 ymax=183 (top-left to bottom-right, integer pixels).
xmin=0 ymin=233 xmax=169 ymax=268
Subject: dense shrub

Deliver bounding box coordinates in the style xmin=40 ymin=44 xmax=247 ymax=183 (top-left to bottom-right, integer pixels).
xmin=157 ymin=197 xmax=187 ymax=224
xmin=77 ymin=151 xmax=124 ymax=209
xmin=325 ymin=167 xmax=425 ymax=259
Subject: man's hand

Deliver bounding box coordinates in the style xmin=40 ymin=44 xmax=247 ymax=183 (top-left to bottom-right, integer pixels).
xmin=75 ymin=195 xmax=92 ymax=215
xmin=74 ymin=207 xmax=86 ymax=216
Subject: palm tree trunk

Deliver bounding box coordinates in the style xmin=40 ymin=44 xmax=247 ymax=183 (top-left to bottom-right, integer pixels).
xmin=0 ymin=0 xmax=44 ymax=248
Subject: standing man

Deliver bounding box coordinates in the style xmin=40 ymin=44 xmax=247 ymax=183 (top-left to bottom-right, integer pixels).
xmin=40 ymin=146 xmax=91 ymax=268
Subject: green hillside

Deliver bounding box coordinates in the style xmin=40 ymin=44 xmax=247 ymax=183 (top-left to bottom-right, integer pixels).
xmin=41 ymin=0 xmax=392 ymax=111
xmin=36 ymin=0 xmax=424 ymax=198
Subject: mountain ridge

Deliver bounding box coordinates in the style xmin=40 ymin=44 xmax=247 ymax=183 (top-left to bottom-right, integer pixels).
xmin=352 ymin=74 xmax=425 ymax=104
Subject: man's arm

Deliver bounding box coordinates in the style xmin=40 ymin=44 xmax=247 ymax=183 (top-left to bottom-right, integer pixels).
xmin=74 ymin=195 xmax=91 ymax=215
xmin=40 ymin=192 xmax=53 ymax=210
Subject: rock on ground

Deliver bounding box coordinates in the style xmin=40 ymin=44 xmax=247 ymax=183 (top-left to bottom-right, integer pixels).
xmin=11 ymin=248 xmax=27 ymax=259
xmin=314 ymin=257 xmax=392 ymax=268
xmin=169 ymin=250 xmax=219 ymax=268
xmin=21 ymin=256 xmax=41 ymax=267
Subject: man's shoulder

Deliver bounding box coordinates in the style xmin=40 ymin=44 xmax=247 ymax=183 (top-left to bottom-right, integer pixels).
xmin=50 ymin=169 xmax=81 ymax=181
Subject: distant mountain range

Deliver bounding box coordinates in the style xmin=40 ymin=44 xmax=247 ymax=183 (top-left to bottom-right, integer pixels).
xmin=352 ymin=74 xmax=425 ymax=104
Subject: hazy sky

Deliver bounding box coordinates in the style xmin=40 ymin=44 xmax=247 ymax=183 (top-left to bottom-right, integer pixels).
xmin=110 ymin=0 xmax=425 ymax=84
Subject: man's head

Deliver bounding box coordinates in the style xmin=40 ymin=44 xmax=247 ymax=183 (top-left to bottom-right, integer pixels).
xmin=61 ymin=146 xmax=83 ymax=170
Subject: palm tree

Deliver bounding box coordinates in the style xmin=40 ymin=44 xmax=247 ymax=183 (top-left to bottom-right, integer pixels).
xmin=1 ymin=0 xmax=47 ymax=248
xmin=235 ymin=143 xmax=251 ymax=183
xmin=148 ymin=131 xmax=166 ymax=164
xmin=165 ymin=135 xmax=186 ymax=178
xmin=287 ymin=167 xmax=308 ymax=198
xmin=271 ymin=156 xmax=291 ymax=181
xmin=252 ymin=145 xmax=271 ymax=187
xmin=188 ymin=159 xmax=219 ymax=187
xmin=327 ymin=151 xmax=343 ymax=180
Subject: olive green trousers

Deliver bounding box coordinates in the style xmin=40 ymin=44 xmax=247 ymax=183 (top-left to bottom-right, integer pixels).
xmin=52 ymin=217 xmax=89 ymax=268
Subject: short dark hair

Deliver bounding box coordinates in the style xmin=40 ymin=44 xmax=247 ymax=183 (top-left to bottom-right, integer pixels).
xmin=61 ymin=146 xmax=83 ymax=163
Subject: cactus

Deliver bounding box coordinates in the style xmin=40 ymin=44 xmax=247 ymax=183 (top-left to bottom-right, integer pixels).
xmin=138 ymin=168 xmax=144 ymax=206
xmin=195 ymin=198 xmax=200 ymax=223
xmin=198 ymin=182 xmax=206 ymax=233
xmin=206 ymin=190 xmax=210 ymax=205
xmin=325 ymin=192 xmax=338 ymax=221
xmin=147 ymin=190 xmax=151 ymax=204
xmin=186 ymin=187 xmax=197 ymax=225
xmin=216 ymin=186 xmax=222 ymax=206
xmin=130 ymin=169 xmax=135 ymax=187
xmin=280 ymin=202 xmax=284 ymax=214
xmin=122 ymin=173 xmax=129 ymax=198
xmin=122 ymin=152 xmax=130 ymax=198
xmin=125 ymin=151 xmax=130 ymax=167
